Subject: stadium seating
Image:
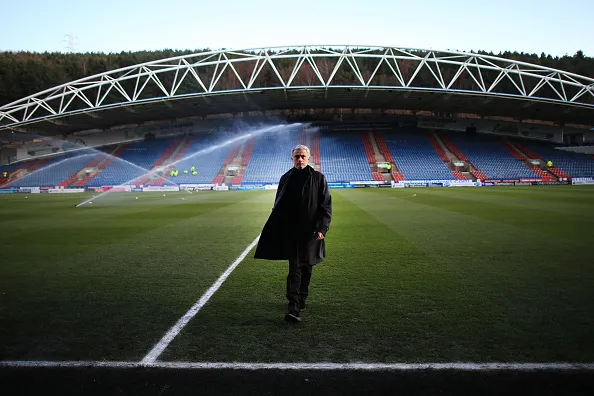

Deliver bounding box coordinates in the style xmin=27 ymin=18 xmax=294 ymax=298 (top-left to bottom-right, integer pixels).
xmin=361 ymin=132 xmax=377 ymax=163
xmin=310 ymin=132 xmax=321 ymax=164
xmin=87 ymin=139 xmax=171 ymax=187
xmin=242 ymin=133 xmax=297 ymax=184
xmin=165 ymin=135 xmax=231 ymax=184
xmin=381 ymin=129 xmax=455 ymax=180
xmin=514 ymin=139 xmax=594 ymax=178
xmin=426 ymin=132 xmax=467 ymax=180
xmin=447 ymin=133 xmax=537 ymax=180
xmin=297 ymin=129 xmax=307 ymax=146
xmin=320 ymin=132 xmax=373 ymax=182
xmin=5 ymin=128 xmax=593 ymax=187
xmin=0 ymin=162 xmax=27 ymax=186
xmin=373 ymin=133 xmax=394 ymax=163
xmin=11 ymin=153 xmax=95 ymax=187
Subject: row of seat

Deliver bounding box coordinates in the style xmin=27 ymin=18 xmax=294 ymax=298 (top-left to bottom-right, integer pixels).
xmin=3 ymin=129 xmax=593 ymax=186
xmin=382 ymin=130 xmax=455 ymax=180
xmin=448 ymin=134 xmax=537 ymax=180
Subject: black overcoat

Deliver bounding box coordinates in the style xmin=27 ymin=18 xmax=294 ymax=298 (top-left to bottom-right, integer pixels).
xmin=254 ymin=166 xmax=332 ymax=265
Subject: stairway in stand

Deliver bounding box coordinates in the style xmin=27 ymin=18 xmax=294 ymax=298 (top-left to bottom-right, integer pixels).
xmin=232 ymin=137 xmax=257 ymax=186
xmin=438 ymin=132 xmax=488 ymax=180
xmin=71 ymin=145 xmax=126 ymax=187
xmin=500 ymin=137 xmax=556 ymax=181
xmin=427 ymin=131 xmax=467 ymax=180
xmin=373 ymin=132 xmax=406 ymax=181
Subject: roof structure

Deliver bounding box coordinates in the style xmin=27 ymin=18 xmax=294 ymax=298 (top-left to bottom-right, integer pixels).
xmin=1 ymin=45 xmax=593 ymax=136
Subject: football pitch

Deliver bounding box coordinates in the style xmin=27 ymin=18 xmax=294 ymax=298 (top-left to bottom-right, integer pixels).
xmin=1 ymin=186 xmax=594 ymax=393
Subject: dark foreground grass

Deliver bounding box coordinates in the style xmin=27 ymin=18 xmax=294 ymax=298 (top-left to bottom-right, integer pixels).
xmin=1 ymin=186 xmax=594 ymax=365
xmin=2 ymin=366 xmax=593 ymax=396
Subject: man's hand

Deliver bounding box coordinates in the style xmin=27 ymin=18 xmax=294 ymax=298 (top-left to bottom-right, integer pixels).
xmin=316 ymin=232 xmax=325 ymax=240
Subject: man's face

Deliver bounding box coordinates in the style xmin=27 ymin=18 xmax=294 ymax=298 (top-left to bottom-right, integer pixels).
xmin=292 ymin=149 xmax=310 ymax=169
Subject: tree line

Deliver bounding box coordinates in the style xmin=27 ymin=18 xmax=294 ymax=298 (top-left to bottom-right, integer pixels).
xmin=0 ymin=48 xmax=591 ymax=107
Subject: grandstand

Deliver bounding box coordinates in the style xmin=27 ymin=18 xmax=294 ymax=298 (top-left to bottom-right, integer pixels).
xmin=514 ymin=139 xmax=594 ymax=178
xmin=10 ymin=154 xmax=93 ymax=188
xmin=447 ymin=133 xmax=538 ymax=180
xmin=2 ymin=127 xmax=594 ymax=187
xmin=320 ymin=132 xmax=373 ymax=182
xmin=164 ymin=135 xmax=231 ymax=184
xmin=242 ymin=130 xmax=297 ymax=184
xmin=87 ymin=139 xmax=170 ymax=187
xmin=382 ymin=129 xmax=455 ymax=181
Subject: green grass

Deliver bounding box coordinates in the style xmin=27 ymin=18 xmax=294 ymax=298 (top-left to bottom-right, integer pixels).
xmin=1 ymin=187 xmax=593 ymax=363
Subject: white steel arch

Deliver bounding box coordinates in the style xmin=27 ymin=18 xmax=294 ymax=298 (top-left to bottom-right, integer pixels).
xmin=1 ymin=45 xmax=593 ymax=130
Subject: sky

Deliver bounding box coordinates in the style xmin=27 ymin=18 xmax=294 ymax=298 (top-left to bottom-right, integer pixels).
xmin=0 ymin=0 xmax=592 ymax=57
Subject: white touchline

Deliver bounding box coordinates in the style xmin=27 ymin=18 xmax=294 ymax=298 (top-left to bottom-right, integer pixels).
xmin=2 ymin=361 xmax=594 ymax=371
xmin=140 ymin=235 xmax=261 ymax=364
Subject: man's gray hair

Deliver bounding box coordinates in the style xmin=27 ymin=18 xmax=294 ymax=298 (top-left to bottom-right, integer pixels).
xmin=291 ymin=144 xmax=310 ymax=156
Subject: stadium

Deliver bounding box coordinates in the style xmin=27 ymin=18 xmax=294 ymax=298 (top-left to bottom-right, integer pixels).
xmin=1 ymin=45 xmax=594 ymax=394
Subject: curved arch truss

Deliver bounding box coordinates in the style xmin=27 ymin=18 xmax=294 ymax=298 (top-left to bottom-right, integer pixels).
xmin=1 ymin=45 xmax=593 ymax=130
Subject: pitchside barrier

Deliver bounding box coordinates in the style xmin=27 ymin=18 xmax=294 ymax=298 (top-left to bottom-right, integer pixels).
xmin=0 ymin=179 xmax=581 ymax=195
xmin=482 ymin=180 xmax=572 ymax=186
xmin=572 ymin=177 xmax=594 ymax=185
xmin=143 ymin=186 xmax=180 ymax=192
xmin=391 ymin=180 xmax=482 ymax=188
xmin=48 ymin=188 xmax=85 ymax=194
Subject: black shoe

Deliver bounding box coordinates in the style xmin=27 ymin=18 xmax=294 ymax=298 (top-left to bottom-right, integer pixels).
xmin=284 ymin=312 xmax=301 ymax=323
xmin=299 ymin=300 xmax=306 ymax=311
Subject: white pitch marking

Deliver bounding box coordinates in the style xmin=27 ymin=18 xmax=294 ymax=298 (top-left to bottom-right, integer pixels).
xmin=140 ymin=235 xmax=261 ymax=364
xmin=1 ymin=361 xmax=594 ymax=371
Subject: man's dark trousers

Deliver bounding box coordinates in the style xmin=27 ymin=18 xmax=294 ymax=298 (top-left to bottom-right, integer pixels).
xmin=286 ymin=257 xmax=313 ymax=315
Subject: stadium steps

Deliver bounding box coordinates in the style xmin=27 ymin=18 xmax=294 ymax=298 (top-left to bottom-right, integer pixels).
xmin=452 ymin=170 xmax=467 ymax=180
xmin=59 ymin=147 xmax=117 ymax=188
xmin=427 ymin=132 xmax=467 ymax=180
xmin=0 ymin=163 xmax=31 ymax=187
xmin=373 ymin=132 xmax=405 ymax=181
xmin=371 ymin=171 xmax=384 ymax=181
xmin=310 ymin=131 xmax=321 ymax=165
xmin=510 ymin=139 xmax=571 ymax=179
xmin=498 ymin=137 xmax=553 ymax=180
xmin=432 ymin=131 xmax=458 ymax=161
xmin=231 ymin=175 xmax=244 ymax=185
xmin=134 ymin=136 xmax=183 ymax=186
xmin=374 ymin=132 xmax=394 ymax=163
xmin=75 ymin=144 xmax=127 ymax=187
xmin=438 ymin=132 xmax=488 ymax=180
xmin=367 ymin=131 xmax=384 ymax=162
xmin=509 ymin=139 xmax=543 ymax=160
xmin=211 ymin=174 xmax=225 ymax=184
xmin=240 ymin=137 xmax=257 ymax=167
xmin=390 ymin=171 xmax=406 ymax=181
xmin=361 ymin=132 xmax=377 ymax=164
xmin=153 ymin=136 xmax=194 ymax=186
xmin=501 ymin=137 xmax=528 ymax=161
xmin=2 ymin=158 xmax=51 ymax=187
xmin=300 ymin=128 xmax=322 ymax=170
xmin=549 ymin=167 xmax=572 ymax=180
xmin=532 ymin=167 xmax=558 ymax=180
xmin=364 ymin=131 xmax=389 ymax=181
xmin=230 ymin=137 xmax=256 ymax=185
xmin=427 ymin=132 xmax=451 ymax=162
xmin=297 ymin=129 xmax=307 ymax=146
xmin=211 ymin=142 xmax=240 ymax=185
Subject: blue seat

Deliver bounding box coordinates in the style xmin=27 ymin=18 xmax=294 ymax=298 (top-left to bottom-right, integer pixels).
xmin=382 ymin=129 xmax=455 ymax=181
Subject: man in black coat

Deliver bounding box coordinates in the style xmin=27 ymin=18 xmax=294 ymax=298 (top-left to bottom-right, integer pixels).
xmin=254 ymin=144 xmax=332 ymax=323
